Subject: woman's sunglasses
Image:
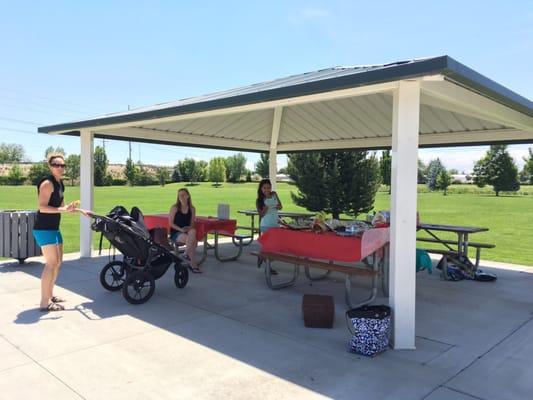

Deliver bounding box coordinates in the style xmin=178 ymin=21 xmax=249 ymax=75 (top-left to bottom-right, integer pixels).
xmin=51 ymin=163 xmax=66 ymax=168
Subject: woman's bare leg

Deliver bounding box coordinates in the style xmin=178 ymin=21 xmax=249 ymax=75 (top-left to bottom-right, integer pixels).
xmin=185 ymin=229 xmax=199 ymax=268
xmin=50 ymin=244 xmax=63 ymax=299
xmin=40 ymin=245 xmax=60 ymax=309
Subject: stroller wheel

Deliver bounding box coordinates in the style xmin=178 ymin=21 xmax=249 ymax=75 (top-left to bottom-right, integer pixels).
xmin=174 ymin=266 xmax=189 ymax=289
xmin=122 ymin=271 xmax=155 ymax=304
xmin=100 ymin=261 xmax=128 ymax=291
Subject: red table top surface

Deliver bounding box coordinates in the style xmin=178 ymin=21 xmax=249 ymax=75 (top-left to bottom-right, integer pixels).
xmin=257 ymin=227 xmax=390 ymax=263
xmin=143 ymin=214 xmax=236 ymax=242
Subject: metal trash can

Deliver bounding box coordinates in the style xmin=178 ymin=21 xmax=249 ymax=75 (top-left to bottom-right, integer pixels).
xmin=0 ymin=210 xmax=42 ymax=264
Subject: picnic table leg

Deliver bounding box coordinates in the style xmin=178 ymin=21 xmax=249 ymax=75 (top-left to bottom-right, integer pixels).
xmin=440 ymin=254 xmax=449 ymax=280
xmin=196 ymin=235 xmax=208 ymax=265
xmin=304 ymin=261 xmax=332 ymax=281
xmin=345 ymin=250 xmax=379 ymax=308
xmin=265 ymin=259 xmax=299 ymax=290
xmin=214 ymin=232 xmax=244 ymax=262
xmin=452 ymin=233 xmax=477 ymax=278
xmin=381 ymin=244 xmax=389 ymax=297
xmin=232 ymin=235 xmax=253 ymax=247
xmin=232 ymin=214 xmax=255 ymax=247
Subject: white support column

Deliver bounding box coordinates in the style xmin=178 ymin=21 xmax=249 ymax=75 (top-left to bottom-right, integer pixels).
xmin=80 ymin=129 xmax=94 ymax=258
xmin=269 ymin=106 xmax=283 ymax=190
xmin=389 ymin=80 xmax=420 ymax=350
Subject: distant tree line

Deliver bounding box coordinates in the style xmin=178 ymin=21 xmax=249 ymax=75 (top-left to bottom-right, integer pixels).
xmin=0 ymin=143 xmax=269 ymax=187
xmin=1 ymin=142 xmax=531 ymax=200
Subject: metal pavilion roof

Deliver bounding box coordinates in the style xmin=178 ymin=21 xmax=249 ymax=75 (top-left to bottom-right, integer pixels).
xmin=38 ymin=56 xmax=533 ymax=152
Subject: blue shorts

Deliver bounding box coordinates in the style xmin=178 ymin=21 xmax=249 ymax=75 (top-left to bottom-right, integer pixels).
xmin=33 ymin=230 xmax=63 ymax=247
xmin=171 ymin=232 xmax=187 ymax=242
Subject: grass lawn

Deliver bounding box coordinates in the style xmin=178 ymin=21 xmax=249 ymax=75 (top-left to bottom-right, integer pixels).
xmin=1 ymin=182 xmax=532 ymax=266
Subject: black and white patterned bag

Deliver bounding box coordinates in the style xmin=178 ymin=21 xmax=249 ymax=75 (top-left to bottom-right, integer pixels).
xmin=346 ymin=305 xmax=391 ymax=357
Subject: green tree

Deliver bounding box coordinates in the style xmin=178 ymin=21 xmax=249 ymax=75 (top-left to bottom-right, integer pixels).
xmin=124 ymin=158 xmax=138 ymax=186
xmin=171 ymin=163 xmax=181 ymax=182
xmin=208 ymin=157 xmax=226 ymax=185
xmin=65 ymin=154 xmax=80 ymax=186
xmin=449 ymin=168 xmax=459 ymax=175
xmin=196 ymin=160 xmax=208 ymax=182
xmin=28 ymin=162 xmax=49 ymax=185
xmin=7 ymin=162 xmax=25 ymax=185
xmin=0 ymin=143 xmax=25 ymax=163
xmin=255 ymin=153 xmax=269 ymax=178
xmin=44 ymin=146 xmax=65 ymax=159
xmin=436 ymin=169 xmax=452 ymax=195
xmin=380 ymin=150 xmax=391 ymax=194
xmin=93 ymin=146 xmax=109 ymax=186
xmin=156 ymin=167 xmax=170 ymax=186
xmin=473 ymin=145 xmax=520 ymax=196
xmin=225 ymin=153 xmax=247 ymax=183
xmin=418 ymin=159 xmax=427 ymax=184
xmin=287 ymin=151 xmax=380 ymax=219
xmin=426 ymin=158 xmax=445 ymax=191
xmin=522 ymin=148 xmax=533 ymax=185
xmin=245 ymin=170 xmax=252 ymax=182
xmin=135 ymin=163 xmax=157 ymax=186
xmin=178 ymin=158 xmax=197 ymax=182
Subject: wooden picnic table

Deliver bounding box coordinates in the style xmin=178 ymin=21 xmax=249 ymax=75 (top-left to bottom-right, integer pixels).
xmin=417 ymin=223 xmax=494 ymax=278
xmin=256 ymin=226 xmax=390 ymax=308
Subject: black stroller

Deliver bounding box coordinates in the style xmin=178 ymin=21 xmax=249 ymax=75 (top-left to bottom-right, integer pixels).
xmin=91 ymin=206 xmax=189 ymax=304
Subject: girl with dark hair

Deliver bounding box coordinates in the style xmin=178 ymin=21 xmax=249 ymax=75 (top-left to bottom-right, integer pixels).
xmin=256 ymin=178 xmax=283 ymax=233
xmin=256 ymin=179 xmax=282 ymax=274
xmin=169 ymin=188 xmax=201 ymax=273
xmin=34 ymin=154 xmax=89 ymax=312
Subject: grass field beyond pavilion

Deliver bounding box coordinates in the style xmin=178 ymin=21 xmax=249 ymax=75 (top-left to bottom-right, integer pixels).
xmin=1 ymin=183 xmax=531 ymax=266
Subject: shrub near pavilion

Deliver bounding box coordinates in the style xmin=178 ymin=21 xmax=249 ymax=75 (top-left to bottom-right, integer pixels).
xmin=287 ymin=151 xmax=381 ymax=219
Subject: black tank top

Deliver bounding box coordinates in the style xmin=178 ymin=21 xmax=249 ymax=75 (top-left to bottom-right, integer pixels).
xmin=170 ymin=207 xmax=192 ymax=236
xmin=34 ymin=175 xmax=64 ymax=230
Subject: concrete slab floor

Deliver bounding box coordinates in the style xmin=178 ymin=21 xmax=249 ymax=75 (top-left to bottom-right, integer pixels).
xmin=0 ymin=246 xmax=532 ymax=400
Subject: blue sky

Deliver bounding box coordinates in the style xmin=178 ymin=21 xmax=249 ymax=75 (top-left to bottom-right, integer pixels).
xmin=1 ymin=0 xmax=532 ymax=172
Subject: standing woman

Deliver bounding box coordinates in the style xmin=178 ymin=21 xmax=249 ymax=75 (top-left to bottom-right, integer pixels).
xmin=256 ymin=178 xmax=283 ymax=233
xmin=256 ymin=179 xmax=282 ymax=274
xmin=33 ymin=154 xmax=78 ymax=312
xmin=169 ymin=188 xmax=201 ymax=273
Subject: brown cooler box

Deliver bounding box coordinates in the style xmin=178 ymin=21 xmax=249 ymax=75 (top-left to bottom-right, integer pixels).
xmin=302 ymin=294 xmax=334 ymax=328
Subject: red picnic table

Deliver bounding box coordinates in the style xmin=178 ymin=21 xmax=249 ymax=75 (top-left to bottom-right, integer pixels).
xmin=257 ymin=227 xmax=390 ymax=308
xmin=144 ymin=214 xmax=242 ymax=264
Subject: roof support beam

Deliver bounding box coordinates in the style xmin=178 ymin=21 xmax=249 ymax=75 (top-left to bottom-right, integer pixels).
xmin=269 ymin=106 xmax=283 ymax=190
xmin=79 ymin=129 xmax=94 ymax=258
xmin=419 ymin=129 xmax=533 ymax=146
xmin=276 ymin=128 xmax=533 ymax=152
xmin=389 ymin=80 xmax=420 ymax=350
xmin=278 ymin=137 xmax=391 ymax=151
xmin=95 ymin=127 xmax=270 ymax=152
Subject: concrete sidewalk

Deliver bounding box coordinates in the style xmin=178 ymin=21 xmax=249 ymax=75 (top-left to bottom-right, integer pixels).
xmin=0 ymin=244 xmax=532 ymax=400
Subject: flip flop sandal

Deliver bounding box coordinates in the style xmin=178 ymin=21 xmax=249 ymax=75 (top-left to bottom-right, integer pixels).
xmin=188 ymin=265 xmax=203 ymax=274
xmin=40 ymin=302 xmax=65 ymax=312
xmin=51 ymin=296 xmax=66 ymax=303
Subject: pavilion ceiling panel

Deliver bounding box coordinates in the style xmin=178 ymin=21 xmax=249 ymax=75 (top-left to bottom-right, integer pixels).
xmin=419 ymin=105 xmax=508 ymax=134
xmin=277 ymin=93 xmax=395 ymax=144
xmin=135 ymin=109 xmax=274 ymax=143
